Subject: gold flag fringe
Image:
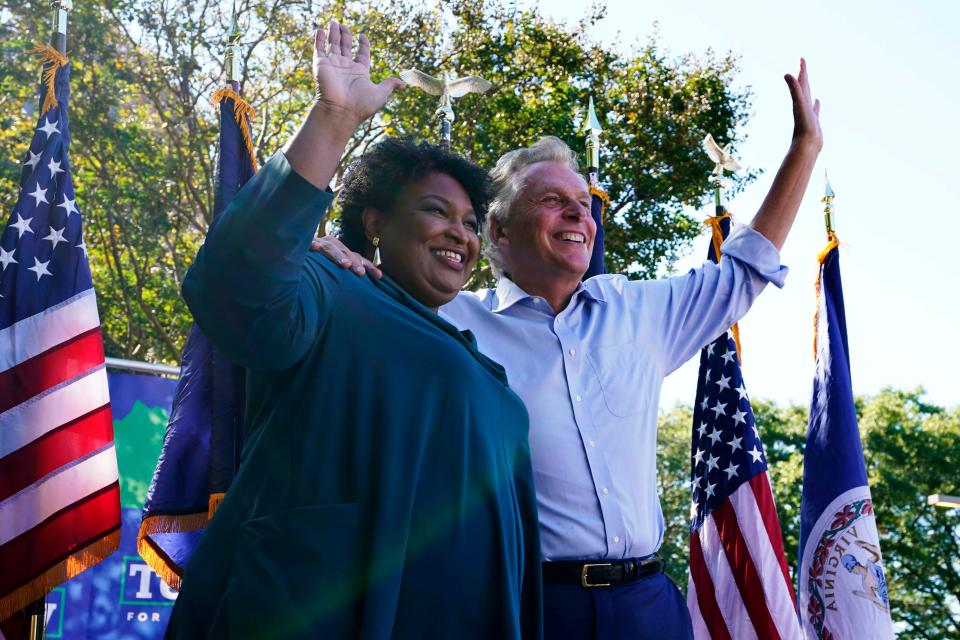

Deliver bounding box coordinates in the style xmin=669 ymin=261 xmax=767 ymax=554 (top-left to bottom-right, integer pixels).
xmin=136 ymin=512 xmax=210 ymax=592
xmin=812 ymin=232 xmax=840 ymax=359
xmin=208 ymin=492 xmax=225 ymax=518
xmin=31 ymin=45 xmax=68 ymax=116
xmin=0 ymin=529 xmax=119 ymax=623
xmin=212 ymin=87 xmax=258 ymax=173
xmin=589 ymin=185 xmax=610 ymax=223
xmin=704 ymin=212 xmax=742 ymax=362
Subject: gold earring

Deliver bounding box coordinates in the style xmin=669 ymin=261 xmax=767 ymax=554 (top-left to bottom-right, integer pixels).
xmin=372 ymin=236 xmax=382 ymax=266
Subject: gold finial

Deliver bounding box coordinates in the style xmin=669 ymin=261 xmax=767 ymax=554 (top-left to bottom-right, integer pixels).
xmin=225 ymin=1 xmax=242 ymax=83
xmin=584 ymin=96 xmax=603 ymax=174
xmin=822 ymin=169 xmax=835 ymax=234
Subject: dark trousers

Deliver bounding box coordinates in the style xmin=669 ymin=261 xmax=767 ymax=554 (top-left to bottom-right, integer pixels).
xmin=543 ymin=572 xmax=694 ymax=640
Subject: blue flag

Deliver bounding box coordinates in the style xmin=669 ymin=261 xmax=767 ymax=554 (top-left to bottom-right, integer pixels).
xmin=583 ymin=184 xmax=607 ymax=279
xmin=138 ymin=85 xmax=256 ymax=590
xmin=797 ymin=238 xmax=894 ymax=639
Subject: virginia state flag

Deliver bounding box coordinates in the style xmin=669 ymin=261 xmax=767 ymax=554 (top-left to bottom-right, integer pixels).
xmin=137 ymin=85 xmax=256 ymax=590
xmin=797 ymin=236 xmax=894 ymax=639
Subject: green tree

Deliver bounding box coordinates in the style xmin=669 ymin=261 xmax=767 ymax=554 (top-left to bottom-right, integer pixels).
xmin=0 ymin=0 xmax=752 ymax=362
xmin=658 ymin=389 xmax=960 ymax=639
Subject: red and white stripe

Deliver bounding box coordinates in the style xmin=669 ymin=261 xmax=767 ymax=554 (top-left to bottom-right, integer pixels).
xmin=688 ymin=473 xmax=802 ymax=640
xmin=0 ymin=288 xmax=118 ymax=616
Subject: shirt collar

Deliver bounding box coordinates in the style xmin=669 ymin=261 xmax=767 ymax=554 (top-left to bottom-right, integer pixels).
xmin=492 ymin=276 xmax=606 ymax=313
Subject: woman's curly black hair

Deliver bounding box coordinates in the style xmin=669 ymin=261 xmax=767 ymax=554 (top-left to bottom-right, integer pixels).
xmin=338 ymin=138 xmax=491 ymax=252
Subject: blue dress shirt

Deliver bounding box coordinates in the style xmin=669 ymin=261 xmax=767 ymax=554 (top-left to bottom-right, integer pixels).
xmin=441 ymin=225 xmax=787 ymax=561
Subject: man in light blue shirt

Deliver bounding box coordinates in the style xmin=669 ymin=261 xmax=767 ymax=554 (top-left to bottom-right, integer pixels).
xmin=317 ymin=59 xmax=822 ymax=639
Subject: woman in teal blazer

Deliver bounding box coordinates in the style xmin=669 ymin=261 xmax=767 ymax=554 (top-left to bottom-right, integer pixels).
xmin=166 ymin=21 xmax=541 ymax=639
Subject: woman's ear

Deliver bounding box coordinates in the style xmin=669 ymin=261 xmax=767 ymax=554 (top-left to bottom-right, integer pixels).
xmin=361 ymin=207 xmax=384 ymax=245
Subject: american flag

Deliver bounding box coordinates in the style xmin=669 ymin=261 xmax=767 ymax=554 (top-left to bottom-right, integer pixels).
xmin=0 ymin=50 xmax=119 ymax=622
xmin=686 ymin=214 xmax=802 ymax=640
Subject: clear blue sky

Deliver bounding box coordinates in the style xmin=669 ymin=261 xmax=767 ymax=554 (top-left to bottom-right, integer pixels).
xmin=511 ymin=0 xmax=959 ymax=410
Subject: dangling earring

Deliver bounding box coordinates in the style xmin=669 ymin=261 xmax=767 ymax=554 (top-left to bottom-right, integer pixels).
xmin=372 ymin=236 xmax=382 ymax=266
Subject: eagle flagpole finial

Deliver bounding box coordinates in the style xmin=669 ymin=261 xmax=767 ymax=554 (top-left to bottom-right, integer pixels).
xmin=399 ymin=68 xmax=492 ymax=149
xmin=702 ymin=133 xmax=741 ymax=209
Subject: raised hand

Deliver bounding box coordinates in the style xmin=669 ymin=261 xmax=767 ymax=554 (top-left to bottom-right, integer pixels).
xmin=283 ymin=21 xmax=404 ymax=189
xmin=312 ymin=20 xmax=405 ymax=128
xmin=746 ymin=58 xmax=824 ymax=250
xmin=785 ymin=58 xmax=823 ymax=151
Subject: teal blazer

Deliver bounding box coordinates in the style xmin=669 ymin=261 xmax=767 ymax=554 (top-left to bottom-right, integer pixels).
xmin=166 ymin=152 xmax=542 ymax=639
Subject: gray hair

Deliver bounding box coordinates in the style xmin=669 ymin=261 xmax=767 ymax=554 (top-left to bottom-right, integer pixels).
xmin=484 ymin=136 xmax=582 ymax=276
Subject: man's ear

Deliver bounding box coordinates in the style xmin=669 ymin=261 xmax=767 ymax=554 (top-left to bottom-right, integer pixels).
xmin=488 ymin=215 xmax=509 ymax=248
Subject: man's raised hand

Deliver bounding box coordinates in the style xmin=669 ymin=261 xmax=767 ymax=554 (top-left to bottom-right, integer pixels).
xmin=785 ymin=58 xmax=822 ymax=152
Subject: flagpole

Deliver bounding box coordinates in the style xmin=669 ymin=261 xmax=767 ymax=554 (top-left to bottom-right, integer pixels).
xmin=23 ymin=4 xmax=73 ymax=638
xmin=436 ymin=105 xmax=453 ymax=151
xmin=582 ymin=95 xmax=609 ymax=279
xmin=713 ymin=179 xmax=723 ymax=216
xmin=49 ymin=0 xmax=71 ymax=54
xmin=224 ymin=0 xmax=241 ymax=91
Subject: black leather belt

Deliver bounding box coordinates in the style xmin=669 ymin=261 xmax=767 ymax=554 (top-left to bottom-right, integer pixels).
xmin=542 ymin=555 xmax=664 ymax=588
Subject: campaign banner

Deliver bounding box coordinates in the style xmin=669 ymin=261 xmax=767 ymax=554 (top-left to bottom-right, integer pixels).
xmin=41 ymin=371 xmax=178 ymax=639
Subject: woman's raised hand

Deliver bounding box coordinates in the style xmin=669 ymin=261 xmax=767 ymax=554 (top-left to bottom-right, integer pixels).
xmin=283 ymin=21 xmax=403 ymax=189
xmin=312 ymin=20 xmax=405 ymax=127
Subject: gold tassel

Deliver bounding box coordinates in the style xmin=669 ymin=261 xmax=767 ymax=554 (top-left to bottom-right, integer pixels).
xmin=812 ymin=232 xmax=840 ymax=359
xmin=212 ymin=87 xmax=259 ymax=172
xmin=589 ymin=184 xmax=610 ymax=223
xmin=31 ymin=44 xmax=68 ymax=116
xmin=703 ymin=212 xmax=742 ymax=362
xmin=136 ymin=511 xmax=212 ymax=592
xmin=208 ymin=492 xmax=225 ymax=518
xmin=0 ymin=530 xmax=119 ymax=622
xmin=136 ymin=523 xmax=184 ymax=592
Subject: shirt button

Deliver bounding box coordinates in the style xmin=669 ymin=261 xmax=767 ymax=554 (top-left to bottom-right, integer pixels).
xmin=588 ymin=440 xmax=596 ymax=448
xmin=613 ymin=535 xmax=621 ymax=544
xmin=569 ymin=348 xmax=577 ymax=356
xmin=575 ymin=395 xmax=582 ymax=402
xmin=602 ymin=487 xmax=609 ymax=495
xmin=533 ymin=298 xmax=541 ymax=304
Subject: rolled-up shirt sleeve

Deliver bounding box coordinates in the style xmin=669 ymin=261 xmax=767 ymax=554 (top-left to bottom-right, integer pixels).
xmin=648 ymin=224 xmax=788 ymax=374
xmin=719 ymin=224 xmax=788 ymax=288
xmin=182 ymin=150 xmax=341 ymax=371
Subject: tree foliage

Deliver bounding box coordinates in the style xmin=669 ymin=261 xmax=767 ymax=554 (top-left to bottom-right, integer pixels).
xmin=1 ymin=0 xmax=751 ymax=362
xmin=658 ymin=388 xmax=960 ymax=639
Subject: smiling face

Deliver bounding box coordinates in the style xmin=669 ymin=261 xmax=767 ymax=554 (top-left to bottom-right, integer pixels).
xmin=494 ymin=160 xmax=595 ymax=284
xmin=366 ymin=172 xmax=480 ymax=311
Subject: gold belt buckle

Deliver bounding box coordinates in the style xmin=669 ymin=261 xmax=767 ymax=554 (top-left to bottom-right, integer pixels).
xmin=581 ymin=562 xmax=612 ymax=588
